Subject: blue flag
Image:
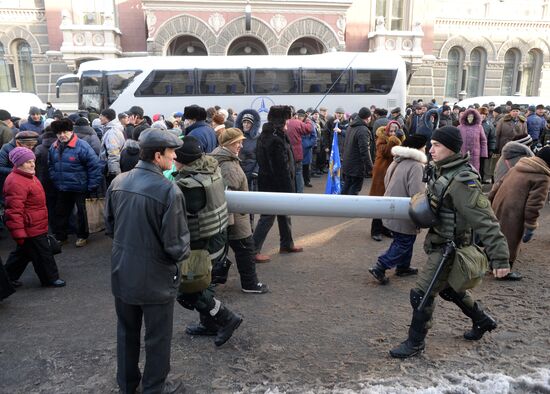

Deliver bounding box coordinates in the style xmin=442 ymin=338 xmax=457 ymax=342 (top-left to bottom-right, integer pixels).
xmin=325 ymin=122 xmax=341 ymax=194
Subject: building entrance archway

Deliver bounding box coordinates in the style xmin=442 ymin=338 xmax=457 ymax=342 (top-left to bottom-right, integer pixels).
xmin=167 ymin=35 xmax=208 ymax=56
xmin=287 ymin=37 xmax=326 ymax=55
xmin=227 ymin=36 xmax=268 ymax=56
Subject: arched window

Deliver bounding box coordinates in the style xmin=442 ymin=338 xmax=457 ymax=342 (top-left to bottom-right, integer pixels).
xmin=467 ymin=47 xmax=486 ymax=97
xmin=288 ymin=37 xmax=325 ymax=55
xmin=500 ymin=48 xmax=521 ymax=96
xmin=0 ymin=44 xmax=9 ymax=92
xmin=16 ymin=40 xmax=35 ymax=93
xmin=523 ymin=49 xmax=543 ymax=96
xmin=167 ymin=35 xmax=208 ymax=56
xmin=227 ymin=37 xmax=268 ymax=56
xmin=445 ymin=46 xmax=464 ymax=99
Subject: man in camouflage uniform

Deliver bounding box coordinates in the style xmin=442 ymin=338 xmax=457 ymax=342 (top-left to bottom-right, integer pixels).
xmin=390 ymin=126 xmax=511 ymax=359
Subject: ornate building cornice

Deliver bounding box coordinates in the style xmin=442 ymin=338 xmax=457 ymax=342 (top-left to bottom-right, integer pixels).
xmin=0 ymin=8 xmax=45 ymax=23
xmin=435 ymin=17 xmax=550 ymax=34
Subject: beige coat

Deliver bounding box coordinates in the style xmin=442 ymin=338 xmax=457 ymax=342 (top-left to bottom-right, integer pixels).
xmin=495 ymin=114 xmax=527 ymax=153
xmin=382 ymin=146 xmax=427 ymax=235
xmin=489 ymin=156 xmax=550 ymax=262
xmin=210 ymin=146 xmax=252 ymax=240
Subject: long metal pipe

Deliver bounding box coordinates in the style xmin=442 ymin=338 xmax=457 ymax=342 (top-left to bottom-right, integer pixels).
xmin=225 ymin=191 xmax=411 ymax=220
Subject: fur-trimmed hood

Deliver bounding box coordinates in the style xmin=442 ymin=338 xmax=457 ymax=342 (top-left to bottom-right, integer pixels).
xmin=391 ymin=145 xmax=428 ymax=164
xmin=459 ymin=108 xmax=481 ymax=126
xmin=503 ymin=113 xmax=526 ymax=122
xmin=235 ymin=109 xmax=261 ymax=138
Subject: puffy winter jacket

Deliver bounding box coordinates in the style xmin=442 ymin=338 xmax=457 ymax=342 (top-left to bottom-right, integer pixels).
xmin=185 ymin=121 xmax=217 ymax=153
xmin=48 ymin=134 xmax=104 ymax=193
xmin=235 ymin=109 xmax=261 ymax=180
xmin=19 ymin=116 xmax=44 ymax=134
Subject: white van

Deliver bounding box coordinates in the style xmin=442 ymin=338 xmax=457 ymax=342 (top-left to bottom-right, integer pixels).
xmin=456 ymin=95 xmax=550 ymax=108
xmin=0 ymin=92 xmax=46 ymax=119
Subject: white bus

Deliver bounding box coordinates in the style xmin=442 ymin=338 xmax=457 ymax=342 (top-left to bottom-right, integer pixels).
xmin=56 ymin=52 xmax=406 ymax=117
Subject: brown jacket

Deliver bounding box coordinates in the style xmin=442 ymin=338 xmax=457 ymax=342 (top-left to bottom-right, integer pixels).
xmin=489 ymin=156 xmax=550 ymax=262
xmin=369 ymin=122 xmax=404 ymax=196
xmin=495 ymin=114 xmax=527 ymax=153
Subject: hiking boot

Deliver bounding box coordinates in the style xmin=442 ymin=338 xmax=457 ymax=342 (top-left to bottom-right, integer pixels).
xmin=241 ymin=282 xmax=269 ymax=294
xmin=186 ymin=313 xmax=218 ymax=336
xmin=389 ymin=339 xmax=425 ymax=358
xmin=464 ymin=306 xmax=497 ymax=341
xmin=254 ymin=254 xmax=271 ymax=263
xmin=213 ymin=305 xmax=243 ymax=347
xmin=368 ymin=264 xmax=389 ymax=285
xmin=75 ymin=238 xmax=87 ymax=247
xmin=395 ymin=267 xmax=419 ymax=277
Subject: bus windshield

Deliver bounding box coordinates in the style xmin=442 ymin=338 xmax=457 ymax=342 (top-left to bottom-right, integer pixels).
xmin=106 ymin=70 xmax=141 ymax=105
xmin=80 ymin=71 xmax=103 ymax=111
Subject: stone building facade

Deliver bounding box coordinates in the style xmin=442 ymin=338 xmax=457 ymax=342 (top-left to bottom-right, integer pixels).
xmin=1 ymin=0 xmax=550 ymax=110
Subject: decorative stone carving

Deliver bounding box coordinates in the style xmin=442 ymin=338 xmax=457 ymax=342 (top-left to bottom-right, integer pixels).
xmin=0 ymin=9 xmax=46 ymax=23
xmin=270 ymin=14 xmax=287 ymax=34
xmin=208 ymin=13 xmax=225 ymax=33
xmin=336 ymin=14 xmax=346 ymax=42
xmin=92 ymin=33 xmax=105 ymax=46
xmin=73 ymin=33 xmax=85 ymax=46
xmin=146 ymin=12 xmax=157 ymax=36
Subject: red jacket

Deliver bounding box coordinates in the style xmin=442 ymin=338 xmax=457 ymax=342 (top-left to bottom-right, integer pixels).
xmin=286 ymin=118 xmax=312 ymax=162
xmin=3 ymin=168 xmax=49 ymax=240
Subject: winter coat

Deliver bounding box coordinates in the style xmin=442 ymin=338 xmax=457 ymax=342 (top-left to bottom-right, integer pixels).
xmin=211 ymin=146 xmax=252 ymax=240
xmin=495 ymin=114 xmax=527 ymax=153
xmin=256 ymin=122 xmax=296 ymax=193
xmin=458 ymin=109 xmax=488 ymax=171
xmin=3 ymin=168 xmax=49 ymax=240
xmin=369 ymin=121 xmax=405 ymax=196
xmin=74 ymin=125 xmax=101 ymax=155
xmin=101 ymin=121 xmax=126 ymax=175
xmin=235 ymin=109 xmax=261 ymax=180
xmin=19 ymin=116 xmax=44 ymax=134
xmin=438 ymin=113 xmax=453 ymax=127
xmin=34 ymin=132 xmax=57 ymax=195
xmin=405 ymin=114 xmax=422 ymax=135
xmin=0 ymin=139 xmax=16 ymax=195
xmin=301 ymin=123 xmax=317 ymax=165
xmin=489 ymin=156 xmax=550 ymax=262
xmin=416 ymin=108 xmax=439 ymax=152
xmin=131 ymin=120 xmax=149 ymax=141
xmin=526 ymin=113 xmax=545 ymax=141
xmin=382 ymin=145 xmax=427 ymax=235
xmin=324 ymin=116 xmax=349 ymax=156
xmin=286 ymin=118 xmax=313 ymax=162
xmin=481 ymin=119 xmax=497 ymax=154
xmin=120 ymin=139 xmax=140 ymax=173
xmin=105 ymin=160 xmax=190 ymax=305
xmin=48 ymin=133 xmax=104 ymax=193
xmin=185 ymin=121 xmax=217 ymax=153
xmin=0 ymin=120 xmax=12 ymax=147
xmin=492 ymin=141 xmax=534 ymax=185
xmin=342 ymin=117 xmax=373 ymax=178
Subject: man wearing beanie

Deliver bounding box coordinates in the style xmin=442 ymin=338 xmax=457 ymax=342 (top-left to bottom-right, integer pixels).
xmin=19 ymin=106 xmax=45 ymax=134
xmin=170 ymin=135 xmax=244 ymax=345
xmin=3 ymin=146 xmax=65 ymax=288
xmin=341 ymin=107 xmax=373 ymax=195
xmin=390 ymin=126 xmax=511 ymax=359
xmin=489 ymin=146 xmax=550 ymax=282
xmin=492 ymin=133 xmax=534 ymax=185
xmin=105 ymin=128 xmax=189 ymax=393
xmin=0 ymin=109 xmax=13 ymax=147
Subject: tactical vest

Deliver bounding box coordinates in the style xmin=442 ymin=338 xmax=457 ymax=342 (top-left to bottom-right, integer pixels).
xmin=427 ymin=157 xmax=480 ymax=242
xmin=178 ymin=169 xmax=229 ymax=242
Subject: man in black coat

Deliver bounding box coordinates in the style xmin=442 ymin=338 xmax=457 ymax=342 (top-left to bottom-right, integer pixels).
xmin=341 ymin=107 xmax=373 ymax=195
xmin=252 ymin=105 xmax=302 ymax=262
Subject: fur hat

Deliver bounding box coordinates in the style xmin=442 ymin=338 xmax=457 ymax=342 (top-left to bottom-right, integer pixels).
xmin=184 ymin=105 xmax=207 ymax=121
xmin=9 ymin=146 xmax=35 ymax=167
xmin=402 ymin=135 xmax=427 ymax=150
xmin=51 ymin=118 xmax=74 ymax=134
xmin=175 ymin=136 xmax=203 ymax=164
xmin=536 ymin=146 xmax=550 ymax=168
xmin=431 ymin=126 xmax=463 ymax=153
xmin=267 ymin=105 xmax=292 ymax=126
xmin=219 ymin=127 xmax=245 ymax=147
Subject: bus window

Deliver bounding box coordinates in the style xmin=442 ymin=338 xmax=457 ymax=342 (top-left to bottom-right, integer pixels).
xmin=198 ymin=70 xmax=246 ymax=95
xmin=352 ymin=70 xmax=397 ymax=94
xmin=250 ymin=69 xmax=299 ymax=94
xmin=106 ymin=70 xmax=141 ymax=105
xmin=135 ymin=70 xmax=195 ymax=96
xmin=80 ymin=71 xmax=103 ymax=112
xmin=302 ymin=69 xmax=349 ymax=94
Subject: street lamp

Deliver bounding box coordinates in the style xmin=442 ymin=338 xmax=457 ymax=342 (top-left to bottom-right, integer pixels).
xmin=245 ymin=1 xmax=251 ymax=31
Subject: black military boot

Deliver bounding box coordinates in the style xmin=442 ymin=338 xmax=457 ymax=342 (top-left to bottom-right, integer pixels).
xmin=463 ymin=303 xmax=497 ymax=341
xmin=212 ymin=304 xmax=243 ymax=347
xmin=185 ymin=313 xmax=218 ymax=336
xmin=211 ymin=259 xmax=232 ymax=285
xmin=368 ymin=262 xmax=389 ymax=285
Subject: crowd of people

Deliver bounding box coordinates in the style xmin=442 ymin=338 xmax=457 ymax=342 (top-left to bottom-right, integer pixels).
xmin=1 ymin=96 xmax=550 ymax=390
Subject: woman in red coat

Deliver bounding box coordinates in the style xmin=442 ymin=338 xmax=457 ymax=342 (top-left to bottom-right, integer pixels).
xmin=3 ymin=147 xmax=65 ymax=288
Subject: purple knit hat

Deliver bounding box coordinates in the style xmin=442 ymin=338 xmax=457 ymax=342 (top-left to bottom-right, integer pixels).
xmin=9 ymin=147 xmax=36 ymax=167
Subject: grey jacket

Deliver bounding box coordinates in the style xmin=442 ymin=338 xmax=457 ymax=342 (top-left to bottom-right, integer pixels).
xmin=105 ymin=160 xmax=190 ymax=304
xmin=382 ymin=146 xmax=427 ymax=235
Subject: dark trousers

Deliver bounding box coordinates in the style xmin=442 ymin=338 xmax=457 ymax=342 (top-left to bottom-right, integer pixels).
xmin=229 ymin=236 xmax=259 ymax=288
xmin=115 ymin=297 xmax=175 ymax=394
xmin=4 ymin=234 xmax=60 ymax=285
xmin=371 ymin=219 xmax=391 ymax=236
xmin=378 ymin=232 xmax=417 ymax=269
xmin=253 ymin=215 xmax=294 ymax=253
xmin=302 ymin=164 xmax=311 ymax=185
xmin=0 ymin=257 xmax=15 ymax=300
xmin=54 ymin=191 xmax=89 ymax=240
xmin=341 ymin=174 xmax=364 ymax=195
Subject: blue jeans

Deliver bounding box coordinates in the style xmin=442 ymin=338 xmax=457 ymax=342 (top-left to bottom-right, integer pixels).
xmin=295 ymin=161 xmax=304 ymax=193
xmin=378 ymin=232 xmax=417 ymax=269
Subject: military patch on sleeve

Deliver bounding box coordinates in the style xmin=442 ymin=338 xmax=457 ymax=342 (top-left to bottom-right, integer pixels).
xmin=476 ymin=194 xmax=490 ymax=208
xmin=467 ymin=180 xmax=477 ymax=188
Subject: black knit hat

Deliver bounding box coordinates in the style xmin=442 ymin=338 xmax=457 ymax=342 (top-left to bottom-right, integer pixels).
xmin=175 ymin=136 xmax=203 ymax=164
xmin=402 ymin=134 xmax=427 ymax=150
xmin=0 ymin=109 xmax=11 ymax=121
xmin=431 ymin=126 xmax=462 ymax=153
xmin=267 ymin=105 xmax=292 ymax=127
xmin=536 ymin=146 xmax=550 ymax=168
xmin=51 ymin=118 xmax=74 ymax=134
xmin=358 ymin=107 xmax=371 ymax=120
